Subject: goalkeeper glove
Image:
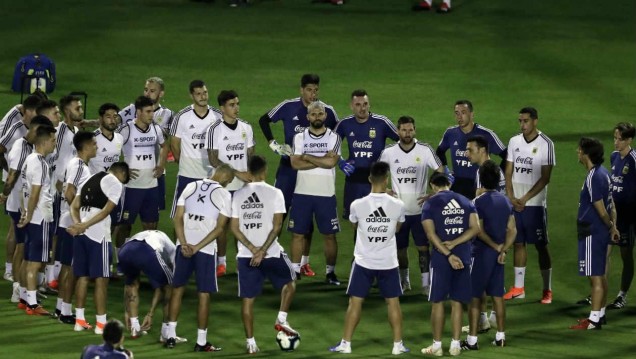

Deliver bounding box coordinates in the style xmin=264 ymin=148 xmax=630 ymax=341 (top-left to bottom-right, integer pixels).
xmin=269 ymin=140 xmax=293 ymax=157
xmin=443 ymin=166 xmax=455 ymax=186
xmin=338 ymin=157 xmax=355 ymax=177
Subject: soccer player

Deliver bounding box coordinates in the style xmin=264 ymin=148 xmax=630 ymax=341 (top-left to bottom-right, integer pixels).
xmin=81 ymin=319 xmax=133 ymax=359
xmin=569 ymin=138 xmax=618 ymax=330
xmin=230 ymin=155 xmax=298 ymax=354
xmin=289 ymin=101 xmax=342 ymax=284
xmin=329 ymin=161 xmax=410 ymax=355
xmin=17 ymin=125 xmax=57 ymax=315
xmin=0 ymin=94 xmax=43 ymax=173
xmin=36 ymin=99 xmax=62 ymax=127
xmin=466 ymin=135 xmax=506 ymax=196
xmin=90 ymin=103 xmax=123 ymax=175
xmin=115 ymin=96 xmax=167 ymax=247
xmin=67 ymin=162 xmax=130 ymax=334
xmin=379 ymin=116 xmax=443 ymax=294
xmin=436 ymin=100 xmax=506 ymax=199
xmin=258 ymin=74 xmax=339 ymax=277
xmin=420 ymin=172 xmax=479 ymax=356
xmin=165 ymin=164 xmax=234 ymax=351
xmin=335 ymin=89 xmax=398 ymax=220
xmin=503 ymin=107 xmax=555 ymax=304
xmin=118 ymin=230 xmax=177 ymax=340
xmin=54 ymin=131 xmax=97 ymax=323
xmin=461 ymin=160 xmax=516 ymax=350
xmin=412 ymin=0 xmax=451 ymax=13
xmin=605 ymin=123 xmax=636 ymax=309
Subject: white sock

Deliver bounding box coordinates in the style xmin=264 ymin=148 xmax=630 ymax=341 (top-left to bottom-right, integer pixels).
xmin=301 ymin=256 xmax=309 ymax=266
xmin=421 ymin=272 xmax=430 ymax=287
xmin=480 ymin=312 xmax=488 ymax=324
xmin=489 ymin=311 xmax=497 ymax=322
xmin=450 ymin=339 xmax=461 ymax=348
xmin=541 ymin=268 xmax=552 ymax=290
xmin=62 ymin=302 xmax=72 ymax=316
xmin=76 ymin=308 xmax=85 ymax=321
xmin=218 ymin=256 xmax=226 ymax=266
xmin=340 ymin=339 xmax=350 ymax=347
xmin=467 ymin=335 xmax=477 ymax=346
xmin=20 ymin=286 xmax=27 ymax=300
xmin=168 ymin=321 xmax=177 ymax=338
xmin=96 ymin=314 xmax=107 ymax=324
xmin=53 ymin=261 xmax=61 ymax=278
xmin=197 ymin=328 xmax=208 ymax=346
xmin=618 ymin=290 xmax=627 ymax=297
xmin=130 ymin=317 xmax=140 ymax=331
xmin=399 ymin=268 xmax=409 ymax=282
xmin=247 ymin=337 xmax=256 ymax=345
xmin=56 ymin=297 xmax=63 ymax=310
xmin=589 ymin=311 xmax=600 ymax=323
xmin=161 ymin=322 xmax=169 ymax=338
xmin=26 ymin=290 xmax=37 ymax=306
xmin=495 ymin=331 xmax=505 ymax=341
xmin=45 ymin=265 xmax=55 ymax=283
xmin=600 ymin=307 xmax=606 ymax=318
xmin=5 ymin=262 xmax=12 ymax=273
xmin=292 ymin=263 xmax=301 ymax=273
xmin=443 ymin=0 xmax=451 ymax=7
xmin=326 ymin=265 xmax=335 ymax=274
xmin=514 ymin=267 xmax=525 ymax=288
xmin=432 ymin=340 xmax=442 ymax=350
xmin=37 ymin=272 xmax=45 ymax=286
xmin=277 ymin=311 xmax=288 ymax=323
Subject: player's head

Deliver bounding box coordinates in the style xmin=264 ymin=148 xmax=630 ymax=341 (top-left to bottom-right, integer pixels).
xmin=397 ymin=116 xmax=416 ymax=144
xmin=102 ymin=319 xmax=125 ymax=347
xmin=189 ymin=80 xmax=208 ymax=107
xmin=217 ymin=90 xmax=240 ymax=120
xmin=144 ymin=77 xmax=165 ymax=104
xmin=134 ymin=96 xmax=154 ymax=126
xmin=578 ymin=137 xmax=604 ymax=166
xmin=98 ymin=103 xmax=121 ymax=132
xmin=518 ymin=107 xmax=538 ymax=137
xmin=466 ymin=135 xmax=489 ymax=165
xmin=613 ymin=122 xmax=635 ymax=152
xmin=27 ymin=115 xmax=54 ymax=143
xmin=248 ymin=155 xmax=268 ymax=180
xmin=478 ymin=160 xmax=500 ymax=191
xmin=60 ymin=95 xmax=84 ymax=123
xmin=454 ymin=100 xmax=474 ymax=129
xmin=369 ymin=161 xmax=390 ymax=186
xmin=212 ymin=163 xmax=235 ymax=187
xmin=36 ymin=99 xmax=61 ymax=127
xmin=34 ymin=125 xmax=57 ymax=155
xmin=109 ymin=162 xmax=130 ymax=184
xmin=300 ymin=74 xmax=320 ymax=105
xmin=22 ymin=94 xmax=45 ymax=123
xmin=73 ymin=131 xmax=97 ymax=159
xmin=429 ymin=172 xmax=451 ymax=192
xmin=307 ymin=101 xmax=327 ymax=129
xmin=350 ymin=89 xmax=370 ymax=121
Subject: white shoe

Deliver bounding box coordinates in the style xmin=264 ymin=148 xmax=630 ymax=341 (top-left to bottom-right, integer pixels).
xmin=247 ymin=342 xmax=259 ymax=354
xmin=392 ymin=341 xmax=410 ymax=355
xmin=131 ymin=327 xmax=147 ymax=338
xmin=421 ymin=344 xmax=443 ymax=356
xmin=11 ymin=282 xmax=20 ymax=303
xmin=95 ymin=322 xmax=106 ymax=335
xmin=275 ymin=320 xmax=299 ymax=336
xmin=159 ymin=335 xmax=188 ymax=343
xmin=329 ymin=341 xmax=352 ymax=354
xmin=488 ymin=312 xmax=497 ymax=329
xmin=3 ymin=272 xmax=13 ymax=282
xmin=461 ymin=325 xmax=470 ymax=333
xmin=449 ymin=345 xmax=462 ymax=356
xmin=478 ymin=318 xmax=491 ymax=333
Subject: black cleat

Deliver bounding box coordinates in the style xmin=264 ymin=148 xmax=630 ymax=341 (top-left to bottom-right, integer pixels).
xmin=606 ymin=295 xmax=626 ymax=310
xmin=165 ymin=337 xmax=176 ymax=349
xmin=326 ymin=272 xmax=341 ymax=285
xmin=59 ymin=314 xmax=76 ymax=325
xmin=576 ymin=295 xmax=592 ymax=305
xmin=460 ymin=340 xmax=479 ymax=351
xmin=194 ymin=342 xmax=222 ymax=352
xmin=492 ymin=339 xmax=506 ymax=347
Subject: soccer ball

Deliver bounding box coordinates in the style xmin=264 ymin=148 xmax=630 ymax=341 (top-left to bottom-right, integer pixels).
xmin=276 ymin=330 xmax=300 ymax=351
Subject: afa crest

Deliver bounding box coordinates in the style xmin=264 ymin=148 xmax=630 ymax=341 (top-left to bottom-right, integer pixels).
xmin=532 ymin=147 xmax=538 ymax=155
xmin=369 ymin=128 xmax=376 ymax=139
xmin=416 ymin=156 xmax=421 ymax=163
xmin=623 ymin=165 xmax=629 ymax=175
xmin=242 ymin=131 xmax=246 ymax=140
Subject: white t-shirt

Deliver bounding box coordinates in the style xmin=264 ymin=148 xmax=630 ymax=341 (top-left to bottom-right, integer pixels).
xmin=231 ymin=182 xmax=286 ymax=259
xmin=90 ymin=129 xmax=123 ymax=174
xmin=506 ymin=132 xmax=556 ymax=207
xmin=59 ymin=157 xmax=91 ymax=229
xmin=119 ymin=104 xmax=174 ymax=133
xmin=0 ymin=105 xmax=22 ymax=182
xmin=6 ymin=137 xmax=32 ymax=212
xmin=21 ymin=153 xmax=53 ymax=224
xmin=53 ymin=122 xmax=79 ymax=183
xmin=205 ymin=119 xmax=255 ymax=191
xmin=176 ymin=179 xmax=232 ymax=255
xmin=349 ymin=193 xmax=405 ymax=270
xmin=379 ymin=141 xmax=442 ymax=215
xmin=0 ymin=122 xmax=28 ymax=157
xmin=292 ymin=128 xmax=341 ymax=197
xmin=77 ymin=173 xmax=123 ymax=243
xmin=171 ymin=106 xmax=218 ymax=179
xmin=118 ymin=121 xmax=165 ymax=189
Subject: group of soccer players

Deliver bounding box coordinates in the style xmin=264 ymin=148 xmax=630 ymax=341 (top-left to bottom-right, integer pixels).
xmin=1 ymin=73 xmax=634 ymax=356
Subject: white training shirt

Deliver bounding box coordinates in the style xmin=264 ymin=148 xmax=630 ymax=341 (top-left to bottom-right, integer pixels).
xmin=171 ymin=106 xmax=218 ymax=179
xmin=118 ymin=121 xmax=165 ymax=189
xmin=292 ymin=128 xmax=341 ymax=197
xmin=379 ymin=141 xmax=442 ymax=215
xmin=58 ymin=157 xmax=91 ymax=229
xmin=177 ymin=179 xmax=232 ymax=255
xmin=506 ymin=132 xmax=556 ymax=207
xmin=21 ymin=153 xmax=53 ymax=224
xmin=119 ymin=104 xmax=174 ymax=133
xmin=90 ymin=129 xmax=123 ymax=174
xmin=231 ymin=182 xmax=286 ymax=259
xmin=53 ymin=122 xmax=79 ymax=184
xmin=6 ymin=137 xmax=33 ymax=212
xmin=349 ymin=193 xmax=405 ymax=270
xmin=77 ymin=173 xmax=123 ymax=243
xmin=205 ymin=119 xmax=255 ymax=191
xmin=0 ymin=122 xmax=28 ymax=158
xmin=0 ymin=105 xmax=23 ymax=182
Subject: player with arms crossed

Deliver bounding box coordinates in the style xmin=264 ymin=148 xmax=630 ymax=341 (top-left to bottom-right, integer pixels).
xmin=504 ymin=107 xmax=555 ymax=304
xmin=330 ymin=161 xmax=410 ymax=355
xmin=91 ymin=103 xmax=123 ymax=174
xmin=230 ymin=155 xmax=298 ymax=354
xmin=379 ymin=115 xmax=443 ymax=294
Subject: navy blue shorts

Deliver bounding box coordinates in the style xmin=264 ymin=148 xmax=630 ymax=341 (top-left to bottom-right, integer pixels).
xmin=53 ymin=226 xmax=63 ymax=261
xmin=118 ymin=240 xmax=173 ymax=288
xmin=57 ymin=227 xmax=74 ymax=266
xmin=237 ymin=253 xmax=295 ymax=298
xmin=24 ymin=220 xmax=51 ymax=263
xmin=8 ymin=210 xmax=26 ymax=244
xmin=396 ymin=214 xmax=428 ymax=249
xmin=342 ymin=181 xmax=371 ymax=219
xmin=274 ymin=163 xmax=297 ymax=212
xmin=121 ymin=186 xmax=160 ymax=224
xmin=578 ymin=232 xmax=610 ymax=277
xmin=429 ymin=259 xmax=472 ymax=303
xmin=470 ymin=249 xmax=504 ymax=298
xmin=172 ymin=247 xmax=217 ymax=293
xmin=72 ymin=235 xmax=112 ymax=279
xmin=346 ymin=262 xmax=402 ymax=298
xmin=170 ymin=175 xmax=199 ymax=218
xmin=514 ymin=206 xmax=549 ymax=245
xmin=288 ymin=194 xmax=339 ymax=234
xmin=157 ymin=173 xmax=166 ymax=211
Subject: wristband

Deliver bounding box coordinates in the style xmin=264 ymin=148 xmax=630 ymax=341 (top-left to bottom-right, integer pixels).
xmin=446 ymin=252 xmax=452 ymax=257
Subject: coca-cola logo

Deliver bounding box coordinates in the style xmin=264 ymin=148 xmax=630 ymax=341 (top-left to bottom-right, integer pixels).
xmin=226 ymin=143 xmax=245 ymax=151
xmin=191 ymin=133 xmax=205 ymax=140
xmin=243 ymin=211 xmax=262 ymax=220
xmin=352 ymin=140 xmax=372 ymax=149
xmin=103 ymin=155 xmax=119 ymax=162
xmin=515 ymin=156 xmax=533 ymax=165
xmin=455 ymin=149 xmax=467 ymax=157
xmin=294 ymin=125 xmax=306 ymax=133
xmin=367 ymin=225 xmax=389 ymax=233
xmin=444 ymin=216 xmax=463 ymax=225
xmin=396 ymin=166 xmax=417 ymax=174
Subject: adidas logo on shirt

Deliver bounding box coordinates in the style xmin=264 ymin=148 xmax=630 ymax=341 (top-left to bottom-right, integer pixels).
xmin=366 ymin=207 xmax=390 ymax=223
xmin=101 ymin=148 xmax=107 ymax=152
xmin=292 ymin=116 xmax=300 ymax=121
xmin=241 ymin=192 xmax=264 ymax=209
xmin=189 ymin=124 xmax=195 ymax=129
xmin=394 ymin=159 xmax=399 ymax=163
xmin=223 ymin=136 xmax=229 ymax=140
xmin=442 ymin=199 xmax=464 ymax=215
xmin=349 ymin=131 xmax=355 ymax=137
xmin=515 ymin=148 xmax=520 ymax=152
xmin=453 ymin=141 xmax=458 ymax=145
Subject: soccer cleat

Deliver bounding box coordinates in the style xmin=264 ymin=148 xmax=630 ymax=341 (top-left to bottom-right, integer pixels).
xmin=246 ymin=342 xmax=259 ymax=354
xmin=412 ymin=1 xmax=432 ymax=11
xmin=48 ymin=279 xmax=59 ymax=290
xmin=576 ymin=295 xmax=592 ymax=305
xmin=300 ymin=263 xmax=316 ymax=277
xmin=74 ymin=319 xmax=93 ymax=332
xmin=50 ymin=308 xmax=61 ymax=319
xmin=492 ymin=339 xmax=506 ymax=347
xmin=329 ymin=341 xmax=352 ymax=354
xmin=392 ymin=341 xmax=410 ymax=355
xmin=541 ymin=289 xmax=553 ymax=304
xmin=95 ymin=321 xmax=106 ymax=335
xmin=165 ymin=337 xmax=177 ymax=349
xmin=167 ymin=152 xmax=175 ymax=162
xmin=59 ymin=314 xmax=76 ymax=325
xmin=401 ymin=280 xmax=411 ymax=292
xmin=421 ymin=344 xmax=443 ymax=356
xmin=160 ymin=335 xmax=188 ymax=344
xmin=275 ymin=320 xmax=299 ymax=336
xmin=193 ymin=342 xmax=222 ymax=352
xmin=131 ymin=327 xmax=148 ymax=339
xmin=503 ymin=286 xmax=525 ymax=300
xmin=26 ymin=305 xmax=50 ymax=316
xmin=606 ymin=295 xmax=627 ymax=309
xmin=326 ymin=272 xmax=341 ymax=285
xmin=437 ymin=2 xmax=451 ymax=13
xmin=460 ymin=340 xmax=479 ymax=351
xmin=449 ymin=345 xmax=461 ymax=356
xmin=17 ymin=299 xmax=28 ymax=310
xmin=478 ymin=318 xmax=491 ymax=333
xmin=569 ymin=318 xmax=601 ymax=330
xmin=10 ymin=282 xmax=20 ymax=303
xmin=600 ymin=316 xmax=607 ymax=325
xmin=488 ymin=313 xmax=497 ymax=329
xmin=3 ymin=272 xmax=13 ymax=282
xmin=216 ymin=264 xmax=226 ymax=277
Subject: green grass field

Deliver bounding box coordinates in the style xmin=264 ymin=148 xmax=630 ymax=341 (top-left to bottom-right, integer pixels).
xmin=1 ymin=0 xmax=635 ymax=357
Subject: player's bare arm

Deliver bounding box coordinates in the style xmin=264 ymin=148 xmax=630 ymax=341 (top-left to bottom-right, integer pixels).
xmin=290 ymin=154 xmax=317 ymax=170
xmin=519 ymin=164 xmax=553 ymax=206
xmin=0 ymin=168 xmax=19 ymax=204
xmin=301 ymin=151 xmax=339 ymax=169
xmin=171 ymin=136 xmax=181 ymax=163
xmin=172 ymin=205 xmax=193 ymax=256
xmin=498 ymin=215 xmax=517 ymax=264
xmin=442 ymin=213 xmax=480 ymax=250
xmin=18 ymin=183 xmax=41 ymax=227
xmin=64 ymin=183 xmax=78 ymax=205
xmin=592 ymin=198 xmax=620 ymax=242
xmin=154 ymin=141 xmax=167 ymax=178
xmin=207 ymin=148 xmax=223 ymax=168
xmin=477 ymin=219 xmax=502 ymax=252
xmin=191 ymin=214 xmax=229 ymax=254
xmin=67 ymin=201 xmax=117 ymax=236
